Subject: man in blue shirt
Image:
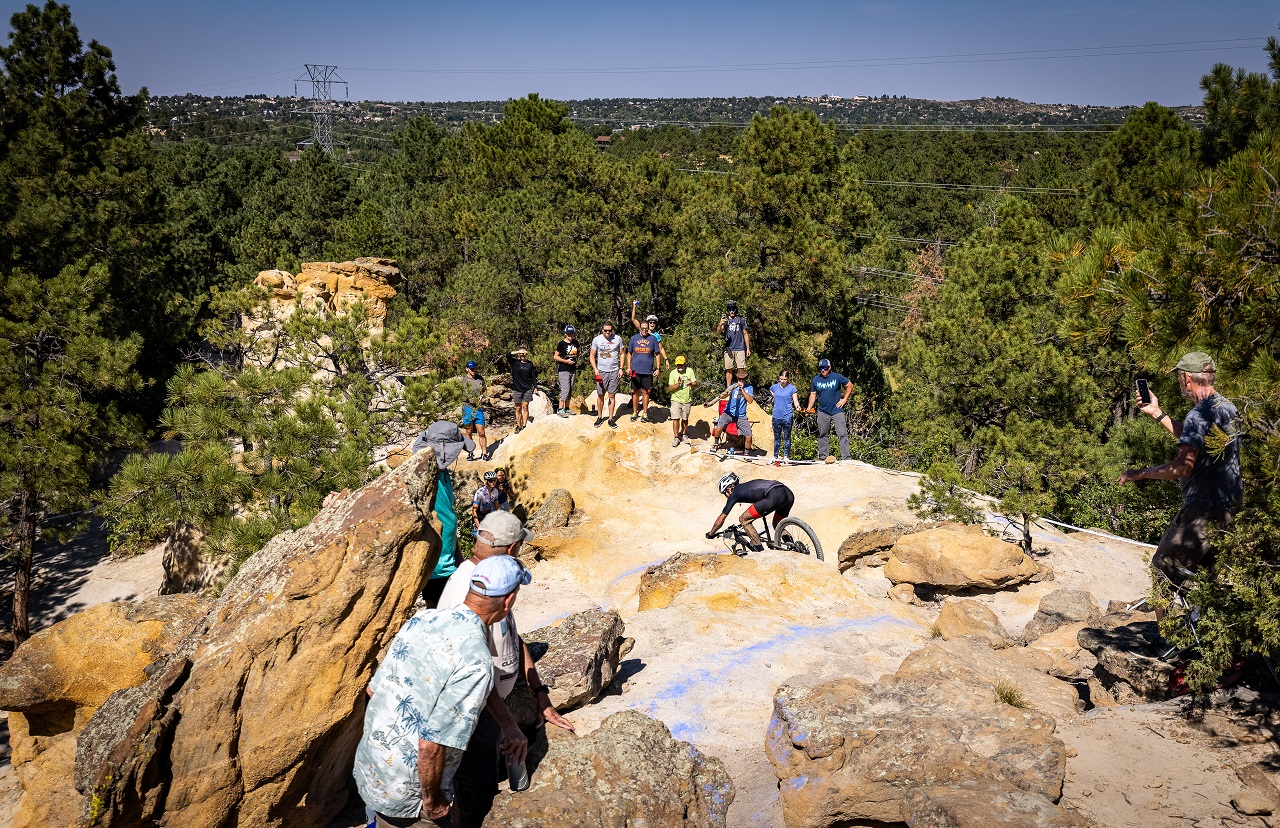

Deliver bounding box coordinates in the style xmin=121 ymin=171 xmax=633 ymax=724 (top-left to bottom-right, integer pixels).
xmin=806 ymin=359 xmax=853 ymax=462
xmin=712 ymin=369 xmax=755 ymax=454
xmin=717 ymin=301 xmax=751 ymax=388
xmin=1119 ymin=352 xmax=1242 ymax=590
xmin=625 ymin=320 xmax=665 ymax=423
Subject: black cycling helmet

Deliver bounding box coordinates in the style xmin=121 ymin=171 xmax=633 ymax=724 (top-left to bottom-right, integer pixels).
xmin=718 ymin=472 xmax=740 ymax=495
xmin=726 ymin=300 xmax=738 ymax=312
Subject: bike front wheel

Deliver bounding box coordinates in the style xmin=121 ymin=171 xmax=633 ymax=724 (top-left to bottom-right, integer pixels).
xmin=774 ymin=517 xmax=824 ymax=562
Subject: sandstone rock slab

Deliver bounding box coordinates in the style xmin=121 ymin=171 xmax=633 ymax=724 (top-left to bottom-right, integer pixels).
xmin=1078 ymin=622 xmax=1175 ymax=702
xmin=483 ymin=710 xmax=733 ymax=828
xmin=527 ymin=488 xmax=574 ymax=534
xmin=638 ymin=553 xmax=755 ymax=611
xmin=524 ymin=609 xmax=627 ymax=710
xmin=934 ymin=599 xmax=1010 ymax=648
xmin=884 ymin=523 xmax=1043 ymax=590
xmin=767 ymin=640 xmax=1071 ymax=827
xmin=1020 ymin=588 xmax=1101 ymax=643
xmin=72 ymin=451 xmax=442 ymax=828
xmin=0 ymin=596 xmax=207 ymax=828
xmin=908 ymin=780 xmax=1089 ymax=827
xmin=836 ymin=520 xmax=936 ymax=572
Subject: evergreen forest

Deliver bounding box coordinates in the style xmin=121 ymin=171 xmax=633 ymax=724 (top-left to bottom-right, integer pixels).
xmin=2 ymin=1 xmax=1279 ymax=689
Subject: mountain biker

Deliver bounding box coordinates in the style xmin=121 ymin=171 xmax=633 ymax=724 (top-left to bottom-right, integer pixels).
xmin=704 ymin=472 xmax=794 ymax=552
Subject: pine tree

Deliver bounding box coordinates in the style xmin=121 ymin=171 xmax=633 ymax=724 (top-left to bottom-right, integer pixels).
xmin=0 ymin=2 xmax=149 ymax=642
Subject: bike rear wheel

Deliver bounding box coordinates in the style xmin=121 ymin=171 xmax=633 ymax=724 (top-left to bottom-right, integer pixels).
xmin=774 ymin=517 xmax=824 ymax=562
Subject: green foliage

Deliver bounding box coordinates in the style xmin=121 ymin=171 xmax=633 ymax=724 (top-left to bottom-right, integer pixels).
xmin=0 ymin=2 xmax=153 ymax=640
xmin=104 ymin=294 xmax=448 ymax=571
xmin=1198 ymin=30 xmax=1280 ymax=165
xmin=908 ymin=462 xmax=983 ymax=525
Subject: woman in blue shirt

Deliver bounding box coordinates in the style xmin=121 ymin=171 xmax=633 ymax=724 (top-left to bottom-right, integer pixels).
xmin=769 ymin=370 xmax=801 ymax=464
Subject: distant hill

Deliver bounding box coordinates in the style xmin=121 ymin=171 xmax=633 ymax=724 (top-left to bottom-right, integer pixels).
xmin=145 ymin=93 xmax=1205 ymax=149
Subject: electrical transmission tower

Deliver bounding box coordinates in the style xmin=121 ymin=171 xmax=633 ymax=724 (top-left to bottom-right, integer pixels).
xmin=294 ymin=64 xmax=347 ymax=155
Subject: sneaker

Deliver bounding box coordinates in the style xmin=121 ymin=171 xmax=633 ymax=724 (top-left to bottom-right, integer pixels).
xmin=672 ymin=437 xmax=681 ymax=447
xmin=639 ymin=415 xmax=649 ymax=423
xmin=608 ymin=419 xmax=618 ymax=430
xmin=594 ymin=417 xmax=605 ymax=428
xmin=558 ymin=408 xmax=569 ymax=418
xmin=482 ymin=451 xmax=492 ymax=461
xmin=466 ymin=452 xmax=477 ymax=462
xmin=630 ymin=414 xmax=639 ymax=422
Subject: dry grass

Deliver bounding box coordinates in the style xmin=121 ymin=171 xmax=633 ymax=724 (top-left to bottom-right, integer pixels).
xmin=994 ymin=678 xmax=1027 ymax=708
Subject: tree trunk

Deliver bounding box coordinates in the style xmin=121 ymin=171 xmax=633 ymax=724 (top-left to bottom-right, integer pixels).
xmin=12 ymin=485 xmax=37 ymax=645
xmin=1020 ymin=511 xmax=1033 ymax=555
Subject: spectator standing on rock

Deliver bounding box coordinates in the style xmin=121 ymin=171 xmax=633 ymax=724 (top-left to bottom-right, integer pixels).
xmin=769 ymin=370 xmax=801 ymax=465
xmin=1118 ymin=352 xmax=1242 ymax=590
xmin=626 ymin=320 xmax=663 ymax=422
xmin=354 ymin=554 xmax=528 ymax=828
xmin=438 ymin=513 xmax=574 ymax=828
xmin=667 ymin=356 xmax=698 ymax=447
xmin=712 ymin=369 xmax=755 ymax=454
xmin=410 ymin=422 xmax=475 ymax=607
xmin=472 ymin=471 xmax=509 ymax=531
xmin=590 ymin=322 xmax=623 ymax=430
xmin=460 ymin=361 xmax=489 ymax=461
xmin=552 ymin=325 xmax=580 ymax=418
xmin=717 ymin=301 xmax=750 ymax=388
xmin=630 ymin=301 xmax=663 ymax=343
xmin=806 ymin=359 xmax=852 ymax=462
xmin=507 ymin=347 xmax=538 ymax=433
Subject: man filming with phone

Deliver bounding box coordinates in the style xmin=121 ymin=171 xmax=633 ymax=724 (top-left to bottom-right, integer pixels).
xmin=1118 ymin=352 xmax=1242 ymax=590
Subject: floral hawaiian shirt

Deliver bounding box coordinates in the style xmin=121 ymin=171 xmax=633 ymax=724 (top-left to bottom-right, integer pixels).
xmin=353 ymin=607 xmax=493 ymax=818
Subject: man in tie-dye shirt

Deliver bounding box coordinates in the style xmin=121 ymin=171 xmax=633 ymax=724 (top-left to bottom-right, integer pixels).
xmin=354 ymin=556 xmax=530 ymax=826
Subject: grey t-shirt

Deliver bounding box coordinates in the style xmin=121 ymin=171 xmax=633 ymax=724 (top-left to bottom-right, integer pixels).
xmin=462 ymin=375 xmax=484 ymax=405
xmin=591 ymin=334 xmax=623 ymax=373
xmin=1179 ymin=393 xmax=1242 ymax=508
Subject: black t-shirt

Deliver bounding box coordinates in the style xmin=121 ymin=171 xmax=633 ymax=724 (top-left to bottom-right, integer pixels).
xmin=721 ymin=479 xmax=787 ymax=516
xmin=555 ymin=339 xmax=581 ymax=372
xmin=509 ymin=357 xmax=538 ymax=392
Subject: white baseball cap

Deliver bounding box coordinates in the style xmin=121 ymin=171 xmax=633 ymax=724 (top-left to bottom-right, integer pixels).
xmin=469 ymin=555 xmax=532 ymax=597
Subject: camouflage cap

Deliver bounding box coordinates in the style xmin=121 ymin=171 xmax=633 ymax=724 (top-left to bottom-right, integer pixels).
xmin=1171 ymin=352 xmax=1216 ymax=374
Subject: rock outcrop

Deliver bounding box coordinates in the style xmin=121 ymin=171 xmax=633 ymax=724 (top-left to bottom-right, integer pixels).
xmin=836 ymin=520 xmax=936 ymax=572
xmin=934 ymin=598 xmax=1010 ymax=648
xmin=767 ymin=636 xmax=1079 ymax=827
xmin=1020 ymin=588 xmax=1101 ymax=643
xmin=158 ymin=523 xmax=227 ymax=595
xmin=251 ymin=258 xmax=402 ymax=328
xmin=483 ymin=710 xmax=733 ymax=828
xmin=524 ymin=609 xmax=629 ymax=710
xmin=1078 ymin=621 xmax=1175 ymax=703
xmin=638 ymin=552 xmax=757 ymax=611
xmin=13 ymin=451 xmax=443 ymax=828
xmin=0 ymin=596 xmax=207 ymax=828
xmin=527 ymin=488 xmax=575 ymax=535
xmin=884 ymin=523 xmax=1045 ymax=590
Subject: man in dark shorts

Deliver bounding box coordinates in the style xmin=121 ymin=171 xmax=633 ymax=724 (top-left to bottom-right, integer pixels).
xmin=507 ymin=347 xmax=538 ymax=432
xmin=590 ymin=322 xmax=623 ymax=429
xmin=704 ymin=472 xmax=794 ymax=552
xmin=552 ymin=325 xmax=580 ymax=417
xmin=1118 ymin=352 xmax=1242 ymax=589
xmin=626 ymin=319 xmax=663 ymax=422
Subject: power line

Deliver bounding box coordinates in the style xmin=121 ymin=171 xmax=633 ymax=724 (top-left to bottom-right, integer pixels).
xmin=860 ymin=179 xmax=1078 ymax=194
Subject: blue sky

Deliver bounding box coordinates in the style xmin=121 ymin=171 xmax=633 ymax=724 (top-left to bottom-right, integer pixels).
xmin=14 ymin=0 xmax=1277 ymax=105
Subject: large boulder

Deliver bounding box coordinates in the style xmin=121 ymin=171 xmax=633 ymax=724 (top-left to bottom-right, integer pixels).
xmin=1019 ymin=588 xmax=1102 ymax=643
xmin=767 ymin=638 xmax=1075 ymax=827
xmin=836 ymin=520 xmax=937 ymax=572
xmin=933 ymin=599 xmax=1010 ymax=648
xmin=483 ymin=710 xmax=733 ymax=828
xmin=524 ymin=609 xmax=629 ymax=711
xmin=527 ymin=488 xmax=574 ymax=535
xmin=64 ymin=450 xmax=442 ymax=828
xmin=638 ymin=552 xmax=756 ymax=611
xmin=884 ymin=523 xmax=1044 ymax=590
xmin=0 ymin=596 xmax=207 ymax=828
xmin=1078 ymin=622 xmax=1176 ymax=703
xmin=907 ymin=780 xmax=1089 ymax=828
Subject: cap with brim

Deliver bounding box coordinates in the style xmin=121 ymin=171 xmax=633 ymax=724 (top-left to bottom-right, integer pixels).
xmin=478 ymin=510 xmax=533 ymax=546
xmin=469 ymin=555 xmax=532 ymax=597
xmin=565 ymin=325 xmax=575 ymax=334
xmin=1171 ymin=352 xmax=1216 ymax=374
xmin=466 ymin=360 xmax=477 ymax=369
xmin=675 ymin=356 xmax=686 ymax=365
xmin=818 ymin=359 xmax=831 ymax=370
xmin=735 ymin=369 xmax=748 ymax=379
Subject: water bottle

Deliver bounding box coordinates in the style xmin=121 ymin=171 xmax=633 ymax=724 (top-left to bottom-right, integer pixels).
xmin=507 ymin=756 xmax=530 ymax=792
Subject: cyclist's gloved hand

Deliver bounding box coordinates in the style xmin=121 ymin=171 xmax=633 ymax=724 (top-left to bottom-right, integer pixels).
xmin=705 ymin=531 xmax=716 ymax=539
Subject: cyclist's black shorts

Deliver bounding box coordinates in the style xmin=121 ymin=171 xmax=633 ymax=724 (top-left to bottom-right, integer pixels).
xmin=746 ymin=486 xmax=793 ymax=521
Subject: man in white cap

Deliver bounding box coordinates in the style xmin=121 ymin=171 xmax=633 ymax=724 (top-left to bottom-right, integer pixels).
xmin=354 ymin=554 xmax=529 ymax=828
xmin=438 ymin=512 xmax=574 ymax=827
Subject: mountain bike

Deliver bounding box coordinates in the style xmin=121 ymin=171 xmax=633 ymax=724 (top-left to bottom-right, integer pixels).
xmin=714 ymin=515 xmax=824 ymax=561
